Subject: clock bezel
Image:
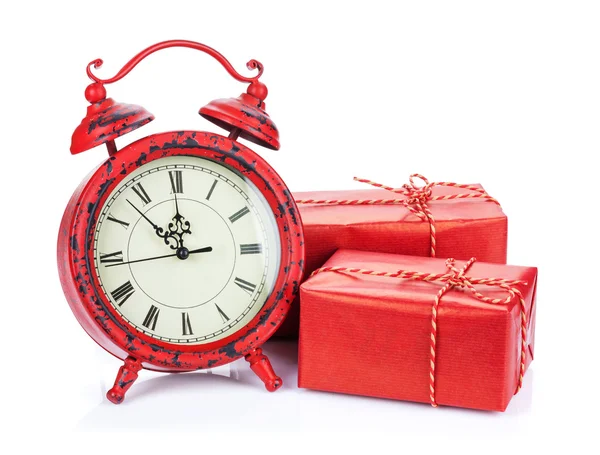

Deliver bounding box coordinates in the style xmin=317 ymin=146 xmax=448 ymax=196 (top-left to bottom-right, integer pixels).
xmin=58 ymin=130 xmax=304 ymax=371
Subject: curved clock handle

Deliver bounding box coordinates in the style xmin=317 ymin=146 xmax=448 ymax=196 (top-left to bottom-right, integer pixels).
xmin=86 ymin=40 xmax=264 ymax=85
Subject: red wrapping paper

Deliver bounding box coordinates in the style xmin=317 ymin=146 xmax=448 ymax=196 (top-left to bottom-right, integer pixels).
xmin=298 ymin=250 xmax=537 ymax=412
xmin=276 ymin=185 xmax=507 ymax=337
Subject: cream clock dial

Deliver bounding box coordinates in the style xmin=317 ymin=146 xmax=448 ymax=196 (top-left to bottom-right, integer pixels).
xmin=93 ymin=155 xmax=281 ymax=344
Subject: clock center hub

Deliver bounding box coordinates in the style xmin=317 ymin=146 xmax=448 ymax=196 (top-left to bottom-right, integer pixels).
xmin=176 ymin=247 xmax=190 ymax=260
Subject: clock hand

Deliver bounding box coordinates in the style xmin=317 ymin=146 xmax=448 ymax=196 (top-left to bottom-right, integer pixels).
xmin=188 ymin=246 xmax=213 ymax=254
xmin=174 ymin=245 xmax=212 ymax=260
xmin=126 ymin=198 xmax=191 ymax=250
xmin=126 ymin=199 xmax=165 ymax=237
xmin=174 ymin=191 xmax=181 ymax=217
xmin=106 ymin=251 xmax=177 ymax=267
xmin=105 ymin=246 xmax=213 ymax=268
xmin=166 ymin=192 xmax=192 ymax=249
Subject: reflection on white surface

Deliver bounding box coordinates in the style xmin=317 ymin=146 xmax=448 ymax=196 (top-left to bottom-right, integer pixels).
xmin=77 ymin=340 xmax=300 ymax=431
xmin=76 ymin=340 xmax=534 ymax=433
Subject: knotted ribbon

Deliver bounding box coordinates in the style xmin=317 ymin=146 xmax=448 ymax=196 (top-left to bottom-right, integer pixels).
xmin=311 ymin=257 xmax=528 ymax=407
xmin=296 ymin=174 xmax=501 ymax=258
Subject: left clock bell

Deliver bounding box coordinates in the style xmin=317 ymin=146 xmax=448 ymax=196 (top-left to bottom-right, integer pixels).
xmin=57 ymin=40 xmax=304 ymax=404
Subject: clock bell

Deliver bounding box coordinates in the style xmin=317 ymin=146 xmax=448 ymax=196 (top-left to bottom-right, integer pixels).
xmin=70 ymin=40 xmax=279 ymax=157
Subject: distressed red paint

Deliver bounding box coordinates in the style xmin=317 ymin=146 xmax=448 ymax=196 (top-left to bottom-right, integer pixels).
xmin=58 ymin=41 xmax=304 ymax=404
xmin=201 ymin=92 xmax=279 ymax=150
xmin=71 ymin=97 xmax=154 ymax=155
xmin=58 ymin=131 xmax=304 ymax=402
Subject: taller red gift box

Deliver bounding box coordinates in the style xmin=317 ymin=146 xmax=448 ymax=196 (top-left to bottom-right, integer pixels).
xmin=299 ymin=250 xmax=537 ymax=412
xmin=276 ymin=175 xmax=508 ymax=337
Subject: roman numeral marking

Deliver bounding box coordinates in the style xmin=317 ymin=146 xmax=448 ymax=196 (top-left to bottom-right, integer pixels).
xmin=182 ymin=312 xmax=193 ymax=336
xmin=100 ymin=250 xmax=123 ymax=264
xmin=206 ymin=179 xmax=218 ymax=200
xmin=229 ymin=207 xmax=250 ymax=223
xmin=234 ymin=277 xmax=256 ymax=295
xmin=142 ymin=305 xmax=160 ymax=331
xmin=169 ymin=170 xmax=183 ymax=194
xmin=215 ymin=304 xmax=230 ymax=323
xmin=132 ymin=182 xmax=151 ymax=205
xmin=240 ymin=243 xmax=263 ymax=255
xmin=107 ymin=213 xmax=129 ymax=229
xmin=111 ymin=281 xmax=135 ymax=306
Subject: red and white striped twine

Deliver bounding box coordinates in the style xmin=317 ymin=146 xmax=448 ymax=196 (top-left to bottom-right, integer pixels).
xmin=311 ymin=257 xmax=528 ymax=408
xmin=296 ymin=174 xmax=500 ymax=258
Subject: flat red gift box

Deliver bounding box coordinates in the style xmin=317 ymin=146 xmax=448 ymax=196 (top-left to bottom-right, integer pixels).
xmin=298 ymin=250 xmax=537 ymax=411
xmin=276 ymin=178 xmax=508 ymax=337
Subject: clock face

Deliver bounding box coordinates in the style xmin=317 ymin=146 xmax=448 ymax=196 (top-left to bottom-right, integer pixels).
xmin=93 ymin=155 xmax=281 ymax=345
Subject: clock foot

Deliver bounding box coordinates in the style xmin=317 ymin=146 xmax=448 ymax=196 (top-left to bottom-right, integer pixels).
xmin=245 ymin=347 xmax=282 ymax=392
xmin=106 ymin=356 xmax=143 ymax=404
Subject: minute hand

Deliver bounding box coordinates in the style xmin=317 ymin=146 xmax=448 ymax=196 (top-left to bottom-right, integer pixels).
xmin=126 ymin=199 xmax=164 ymax=236
xmin=105 ymin=247 xmax=213 ymax=268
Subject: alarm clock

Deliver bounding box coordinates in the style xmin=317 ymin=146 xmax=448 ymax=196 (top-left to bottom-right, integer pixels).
xmin=57 ymin=40 xmax=304 ymax=404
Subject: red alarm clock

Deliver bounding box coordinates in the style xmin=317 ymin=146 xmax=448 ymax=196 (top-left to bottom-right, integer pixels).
xmin=57 ymin=40 xmax=304 ymax=404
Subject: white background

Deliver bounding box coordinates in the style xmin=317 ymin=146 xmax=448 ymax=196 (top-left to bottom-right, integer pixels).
xmin=1 ymin=0 xmax=598 ymax=451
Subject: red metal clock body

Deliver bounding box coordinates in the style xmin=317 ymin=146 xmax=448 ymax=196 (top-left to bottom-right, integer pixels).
xmin=57 ymin=41 xmax=304 ymax=404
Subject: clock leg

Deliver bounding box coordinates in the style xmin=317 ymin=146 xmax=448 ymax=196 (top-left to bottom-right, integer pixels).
xmin=245 ymin=347 xmax=282 ymax=392
xmin=106 ymin=356 xmax=143 ymax=404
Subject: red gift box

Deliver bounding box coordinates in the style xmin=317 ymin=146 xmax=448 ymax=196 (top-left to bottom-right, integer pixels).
xmin=298 ymin=249 xmax=537 ymax=411
xmin=276 ymin=175 xmax=508 ymax=337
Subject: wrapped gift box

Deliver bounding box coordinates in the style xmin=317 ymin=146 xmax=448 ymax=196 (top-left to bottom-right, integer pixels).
xmin=298 ymin=250 xmax=537 ymax=412
xmin=277 ymin=178 xmax=508 ymax=337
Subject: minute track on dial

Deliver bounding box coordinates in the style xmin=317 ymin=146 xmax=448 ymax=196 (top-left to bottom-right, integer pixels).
xmin=94 ymin=157 xmax=277 ymax=345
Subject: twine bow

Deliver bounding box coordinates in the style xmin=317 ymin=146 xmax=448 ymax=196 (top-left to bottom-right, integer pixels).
xmin=311 ymin=257 xmax=528 ymax=408
xmin=296 ymin=174 xmax=500 ymax=258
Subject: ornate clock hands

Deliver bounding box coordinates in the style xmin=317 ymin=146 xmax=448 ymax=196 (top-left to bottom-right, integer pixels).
xmin=105 ymin=246 xmax=213 ymax=268
xmin=126 ymin=196 xmax=192 ymax=250
xmin=162 ymin=192 xmax=192 ymax=250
